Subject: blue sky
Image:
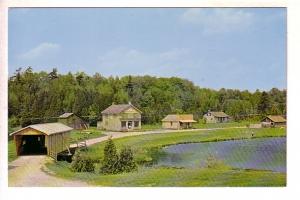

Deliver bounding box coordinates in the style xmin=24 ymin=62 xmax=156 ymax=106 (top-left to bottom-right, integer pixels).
xmin=8 ymin=8 xmax=286 ymax=91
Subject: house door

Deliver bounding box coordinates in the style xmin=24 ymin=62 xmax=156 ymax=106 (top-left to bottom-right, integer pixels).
xmin=128 ymin=121 xmax=133 ymax=129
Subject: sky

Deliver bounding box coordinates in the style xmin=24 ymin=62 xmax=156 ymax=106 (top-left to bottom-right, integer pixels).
xmin=8 ymin=8 xmax=286 ymax=91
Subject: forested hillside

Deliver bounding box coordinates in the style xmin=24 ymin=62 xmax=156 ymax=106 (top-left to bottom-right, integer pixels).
xmin=8 ymin=67 xmax=286 ymax=127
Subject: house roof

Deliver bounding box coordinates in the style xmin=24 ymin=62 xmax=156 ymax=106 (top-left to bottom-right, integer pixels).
xmin=162 ymin=114 xmax=196 ymax=122
xmin=264 ymin=115 xmax=286 ymax=123
xmin=209 ymin=111 xmax=229 ymax=118
xmin=101 ymin=104 xmax=142 ymax=114
xmin=10 ymin=123 xmax=73 ymax=136
xmin=59 ymin=112 xmax=74 ymax=118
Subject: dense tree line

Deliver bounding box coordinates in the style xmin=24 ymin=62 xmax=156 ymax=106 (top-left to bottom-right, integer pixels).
xmin=8 ymin=67 xmax=286 ymax=127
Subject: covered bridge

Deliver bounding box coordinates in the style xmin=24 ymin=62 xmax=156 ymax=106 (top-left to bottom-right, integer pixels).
xmin=10 ymin=123 xmax=73 ymax=160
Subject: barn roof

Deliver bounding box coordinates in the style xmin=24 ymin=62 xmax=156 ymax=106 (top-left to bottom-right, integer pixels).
xmin=210 ymin=111 xmax=229 ymax=118
xmin=10 ymin=123 xmax=73 ymax=136
xmin=59 ymin=112 xmax=74 ymax=118
xmin=162 ymin=114 xmax=196 ymax=122
xmin=101 ymin=104 xmax=142 ymax=114
xmin=264 ymin=115 xmax=286 ymax=123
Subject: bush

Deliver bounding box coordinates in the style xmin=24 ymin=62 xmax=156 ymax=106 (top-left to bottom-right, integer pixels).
xmin=118 ymin=147 xmax=137 ymax=172
xmin=70 ymin=151 xmax=96 ymax=172
xmin=100 ymin=138 xmax=137 ymax=174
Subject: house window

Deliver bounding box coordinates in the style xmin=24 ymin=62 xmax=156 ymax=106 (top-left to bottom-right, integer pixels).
xmin=134 ymin=121 xmax=139 ymax=127
xmin=121 ymin=121 xmax=126 ymax=128
xmin=171 ymin=122 xmax=173 ymax=126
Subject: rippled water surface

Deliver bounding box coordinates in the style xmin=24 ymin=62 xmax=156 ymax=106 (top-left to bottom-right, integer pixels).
xmin=157 ymin=137 xmax=286 ymax=172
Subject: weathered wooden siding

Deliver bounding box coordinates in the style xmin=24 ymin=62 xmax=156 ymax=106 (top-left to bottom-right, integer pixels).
xmin=102 ymin=114 xmax=122 ymax=131
xmin=46 ymin=132 xmax=70 ymax=160
xmin=204 ymin=115 xmax=217 ymax=123
xmin=102 ymin=107 xmax=141 ymax=131
xmin=162 ymin=121 xmax=180 ymax=129
xmin=58 ymin=115 xmax=87 ymax=129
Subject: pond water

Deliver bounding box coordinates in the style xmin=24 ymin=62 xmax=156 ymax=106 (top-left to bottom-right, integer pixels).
xmin=157 ymin=137 xmax=286 ymax=172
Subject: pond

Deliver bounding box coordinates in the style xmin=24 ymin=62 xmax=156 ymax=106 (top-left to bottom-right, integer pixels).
xmin=157 ymin=137 xmax=286 ymax=172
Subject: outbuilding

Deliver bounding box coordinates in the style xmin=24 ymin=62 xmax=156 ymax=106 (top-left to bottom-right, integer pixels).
xmin=203 ymin=111 xmax=230 ymax=123
xmin=10 ymin=123 xmax=73 ymax=160
xmin=162 ymin=114 xmax=197 ymax=129
xmin=58 ymin=112 xmax=88 ymax=130
xmin=261 ymin=115 xmax=286 ymax=127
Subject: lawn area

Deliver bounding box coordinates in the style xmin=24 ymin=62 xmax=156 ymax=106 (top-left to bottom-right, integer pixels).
xmin=69 ymin=127 xmax=104 ymax=143
xmin=193 ymin=120 xmax=258 ymax=129
xmin=46 ymin=162 xmax=286 ymax=187
xmin=8 ymin=140 xmax=17 ymax=162
xmin=46 ymin=127 xmax=286 ymax=186
xmin=140 ymin=123 xmax=162 ymax=131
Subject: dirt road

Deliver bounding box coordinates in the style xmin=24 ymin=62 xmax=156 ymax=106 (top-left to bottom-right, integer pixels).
xmin=8 ymin=155 xmax=89 ymax=187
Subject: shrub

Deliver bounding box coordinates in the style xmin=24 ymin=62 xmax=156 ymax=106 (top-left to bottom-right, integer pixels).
xmin=100 ymin=138 xmax=119 ymax=174
xmin=70 ymin=151 xmax=95 ymax=172
xmin=118 ymin=147 xmax=137 ymax=172
xmin=100 ymin=138 xmax=137 ymax=174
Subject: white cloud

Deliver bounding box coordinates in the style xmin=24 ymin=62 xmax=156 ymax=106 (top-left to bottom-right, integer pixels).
xmin=180 ymin=8 xmax=254 ymax=34
xmin=19 ymin=42 xmax=60 ymax=60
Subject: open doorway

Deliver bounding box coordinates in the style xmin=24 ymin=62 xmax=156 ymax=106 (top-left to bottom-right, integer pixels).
xmin=19 ymin=135 xmax=47 ymax=155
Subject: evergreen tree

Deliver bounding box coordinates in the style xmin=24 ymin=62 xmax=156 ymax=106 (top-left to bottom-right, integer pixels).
xmin=101 ymin=138 xmax=119 ymax=174
xmin=118 ymin=147 xmax=137 ymax=172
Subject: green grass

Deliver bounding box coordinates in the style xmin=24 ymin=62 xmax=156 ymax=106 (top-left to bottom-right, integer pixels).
xmin=140 ymin=123 xmax=162 ymax=131
xmin=69 ymin=127 xmax=104 ymax=143
xmin=46 ymin=162 xmax=286 ymax=187
xmin=8 ymin=140 xmax=17 ymax=162
xmin=193 ymin=120 xmax=258 ymax=129
xmin=46 ymin=127 xmax=286 ymax=186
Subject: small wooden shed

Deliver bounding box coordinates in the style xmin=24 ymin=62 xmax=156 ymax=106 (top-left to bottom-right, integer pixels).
xmin=261 ymin=115 xmax=286 ymax=127
xmin=203 ymin=111 xmax=230 ymax=123
xmin=10 ymin=123 xmax=73 ymax=160
xmin=58 ymin=113 xmax=88 ymax=130
xmin=162 ymin=114 xmax=197 ymax=129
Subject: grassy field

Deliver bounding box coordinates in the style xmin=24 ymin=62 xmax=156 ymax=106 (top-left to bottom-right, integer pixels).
xmin=46 ymin=161 xmax=286 ymax=186
xmin=69 ymin=127 xmax=104 ymax=143
xmin=46 ymin=127 xmax=286 ymax=186
xmin=193 ymin=120 xmax=258 ymax=129
xmin=8 ymin=140 xmax=17 ymax=162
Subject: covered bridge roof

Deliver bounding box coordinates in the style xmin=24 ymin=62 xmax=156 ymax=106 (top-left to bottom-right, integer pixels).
xmin=162 ymin=114 xmax=196 ymax=123
xmin=10 ymin=123 xmax=73 ymax=136
xmin=101 ymin=104 xmax=142 ymax=114
xmin=264 ymin=115 xmax=286 ymax=123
